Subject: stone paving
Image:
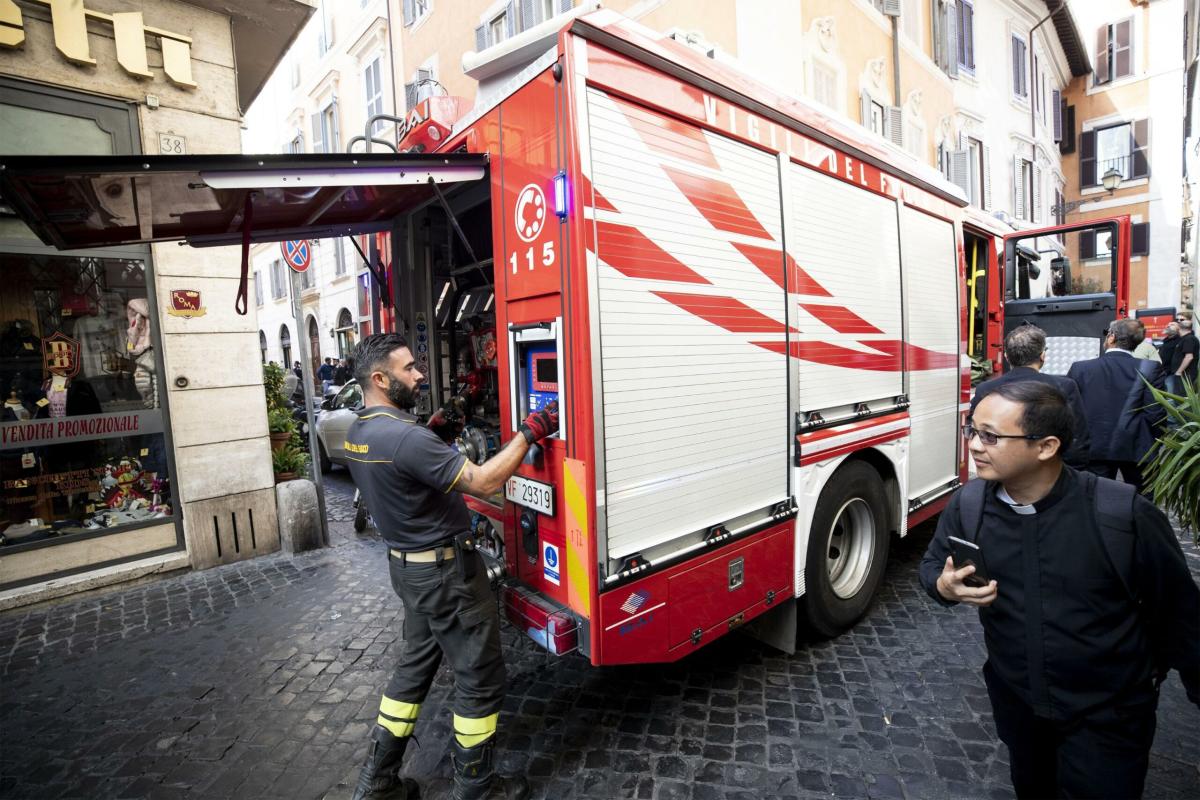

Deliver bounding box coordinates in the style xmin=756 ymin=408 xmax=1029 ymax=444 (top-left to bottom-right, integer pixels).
xmin=0 ymin=468 xmax=1197 ymax=799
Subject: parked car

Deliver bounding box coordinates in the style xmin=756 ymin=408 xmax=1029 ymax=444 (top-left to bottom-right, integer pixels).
xmin=314 ymin=379 xmax=363 ymax=472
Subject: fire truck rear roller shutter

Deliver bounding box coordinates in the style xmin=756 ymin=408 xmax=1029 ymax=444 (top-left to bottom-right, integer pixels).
xmin=586 ymin=87 xmax=789 ymax=561
xmin=787 ymin=162 xmax=903 ymax=412
xmin=898 ymin=205 xmax=959 ymax=498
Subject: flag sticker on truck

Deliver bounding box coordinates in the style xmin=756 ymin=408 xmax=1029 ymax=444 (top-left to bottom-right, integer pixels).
xmin=542 ymin=542 xmax=560 ymax=586
xmin=620 ymin=590 xmax=650 ymax=615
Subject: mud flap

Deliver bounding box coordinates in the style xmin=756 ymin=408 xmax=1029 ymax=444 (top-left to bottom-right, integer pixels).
xmin=740 ymin=598 xmax=797 ymax=655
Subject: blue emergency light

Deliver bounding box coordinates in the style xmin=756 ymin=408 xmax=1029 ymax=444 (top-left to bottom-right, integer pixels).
xmin=553 ymin=171 xmax=568 ymax=219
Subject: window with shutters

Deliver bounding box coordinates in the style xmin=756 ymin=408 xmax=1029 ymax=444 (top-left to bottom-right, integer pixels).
xmin=364 ymin=57 xmax=385 ymax=136
xmin=1014 ymin=157 xmax=1034 ymax=221
xmin=407 ymin=66 xmax=435 ymax=109
xmin=1081 ymin=120 xmax=1149 ymax=186
xmin=254 ymin=271 xmax=264 ymax=307
xmin=1012 ymin=34 xmax=1028 ymax=99
xmin=1131 ymin=222 xmax=1150 ymax=257
xmin=321 ymin=103 xmax=338 ymax=153
xmin=813 ymin=62 xmax=838 ymax=110
xmin=289 ymin=133 xmax=304 ymax=154
xmin=905 ymin=116 xmax=925 ymax=159
xmin=271 ymin=259 xmax=288 ymax=300
xmin=1052 ymin=90 xmax=1063 ymax=142
xmin=317 ymin=3 xmax=335 ymax=56
xmin=489 ymin=11 xmax=508 ymax=46
xmin=335 ymin=238 xmax=348 ymax=276
xmin=956 ymin=0 xmax=975 ymax=73
xmin=1095 ymin=17 xmax=1133 ymax=86
xmin=866 ymin=98 xmax=885 ymax=136
xmin=937 ymin=142 xmax=952 ymax=181
xmin=966 ymin=137 xmax=983 ymax=208
xmin=902 ymin=0 xmax=922 ymax=44
xmin=931 ymin=0 xmax=958 ymax=77
xmin=300 ymin=259 xmax=315 ymax=290
xmin=402 ymin=0 xmax=430 ymax=26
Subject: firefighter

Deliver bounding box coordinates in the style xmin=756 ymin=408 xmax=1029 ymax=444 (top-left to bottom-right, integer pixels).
xmin=345 ymin=333 xmax=556 ymax=800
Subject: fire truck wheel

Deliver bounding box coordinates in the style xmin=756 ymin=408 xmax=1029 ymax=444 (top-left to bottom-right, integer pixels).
xmin=317 ymin=442 xmax=331 ymax=474
xmin=801 ymin=461 xmax=890 ymax=638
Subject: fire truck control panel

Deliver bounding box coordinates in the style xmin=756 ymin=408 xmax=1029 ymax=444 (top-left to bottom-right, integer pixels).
xmin=525 ymin=345 xmax=558 ymax=413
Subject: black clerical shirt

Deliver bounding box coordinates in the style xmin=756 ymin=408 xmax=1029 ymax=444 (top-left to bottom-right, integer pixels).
xmin=919 ymin=467 xmax=1200 ymax=720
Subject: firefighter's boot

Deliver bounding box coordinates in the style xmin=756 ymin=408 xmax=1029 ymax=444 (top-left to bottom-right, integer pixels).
xmin=450 ymin=738 xmax=529 ymax=800
xmin=351 ymin=725 xmax=419 ymax=800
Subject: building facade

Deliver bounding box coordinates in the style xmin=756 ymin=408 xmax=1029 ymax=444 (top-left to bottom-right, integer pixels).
xmin=1183 ymin=0 xmax=1199 ymax=312
xmin=383 ymin=0 xmax=1084 ymax=231
xmin=1061 ymin=0 xmax=1183 ymax=313
xmin=243 ymin=0 xmax=399 ymax=377
xmin=0 ymin=0 xmax=312 ymax=605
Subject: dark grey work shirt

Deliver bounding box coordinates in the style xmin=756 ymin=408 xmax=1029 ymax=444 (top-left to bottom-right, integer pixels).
xmin=343 ymin=406 xmax=470 ymax=551
xmin=919 ymin=467 xmax=1200 ymax=720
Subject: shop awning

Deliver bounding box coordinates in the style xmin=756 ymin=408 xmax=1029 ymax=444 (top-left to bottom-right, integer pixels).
xmin=0 ymin=153 xmax=489 ymax=251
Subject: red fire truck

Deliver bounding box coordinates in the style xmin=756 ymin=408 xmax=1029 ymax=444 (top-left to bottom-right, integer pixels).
xmin=0 ymin=10 xmax=1130 ymax=665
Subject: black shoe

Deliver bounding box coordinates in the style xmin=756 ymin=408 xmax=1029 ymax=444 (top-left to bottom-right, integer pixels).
xmin=450 ymin=739 xmax=529 ymax=800
xmin=352 ymin=725 xmax=420 ymax=800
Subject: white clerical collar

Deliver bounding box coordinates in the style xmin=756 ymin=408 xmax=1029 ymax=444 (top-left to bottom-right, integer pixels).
xmin=997 ymin=485 xmax=1037 ymax=515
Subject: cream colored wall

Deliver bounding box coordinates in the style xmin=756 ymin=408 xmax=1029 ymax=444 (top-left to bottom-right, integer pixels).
xmin=0 ymin=0 xmax=240 ymax=126
xmin=0 ymin=0 xmax=279 ymax=574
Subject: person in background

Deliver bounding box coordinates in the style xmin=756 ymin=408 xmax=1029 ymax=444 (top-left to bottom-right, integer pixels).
xmin=333 ymin=357 xmax=351 ymax=386
xmin=1131 ymin=320 xmax=1160 ymax=363
xmin=920 ymin=381 xmax=1199 ymax=800
xmin=1168 ymin=316 xmax=1197 ymax=393
xmin=1158 ymin=322 xmax=1182 ymax=394
xmin=969 ymin=325 xmax=1090 ymax=469
xmin=293 ymin=360 xmax=303 ymax=379
xmin=1066 ymin=319 xmax=1164 ymax=493
xmin=318 ymin=357 xmax=335 ymax=394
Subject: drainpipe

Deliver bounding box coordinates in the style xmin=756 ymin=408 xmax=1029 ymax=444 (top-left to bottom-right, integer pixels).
xmin=892 ymin=15 xmax=902 ymax=111
xmin=1030 ymin=2 xmax=1067 ymax=216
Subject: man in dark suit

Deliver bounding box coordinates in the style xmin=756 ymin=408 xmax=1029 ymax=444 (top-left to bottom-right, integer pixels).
xmin=970 ymin=325 xmax=1091 ymax=469
xmin=1066 ymin=318 xmax=1165 ymax=492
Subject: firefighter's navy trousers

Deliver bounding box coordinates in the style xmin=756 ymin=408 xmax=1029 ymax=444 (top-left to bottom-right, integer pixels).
xmin=375 ymin=548 xmax=506 ymax=746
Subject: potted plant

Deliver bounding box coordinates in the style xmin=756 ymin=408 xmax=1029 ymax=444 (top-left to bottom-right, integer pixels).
xmin=1142 ymin=378 xmax=1200 ymax=543
xmin=272 ymin=444 xmax=309 ymax=483
xmin=268 ymin=407 xmax=296 ymax=452
xmin=263 ymin=364 xmax=296 ymax=453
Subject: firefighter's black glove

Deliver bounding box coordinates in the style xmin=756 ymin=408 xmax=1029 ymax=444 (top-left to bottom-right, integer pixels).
xmin=519 ymin=401 xmax=558 ymax=444
xmin=428 ymin=400 xmax=465 ymax=444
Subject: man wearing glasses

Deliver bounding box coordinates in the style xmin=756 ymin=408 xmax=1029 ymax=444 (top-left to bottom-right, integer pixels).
xmin=919 ymin=381 xmax=1199 ymax=799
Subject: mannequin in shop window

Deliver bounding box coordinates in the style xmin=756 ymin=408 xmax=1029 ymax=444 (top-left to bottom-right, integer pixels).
xmin=125 ymin=298 xmax=157 ymax=409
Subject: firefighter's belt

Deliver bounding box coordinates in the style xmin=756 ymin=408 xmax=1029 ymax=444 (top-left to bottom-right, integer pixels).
xmin=389 ymin=546 xmax=455 ymax=563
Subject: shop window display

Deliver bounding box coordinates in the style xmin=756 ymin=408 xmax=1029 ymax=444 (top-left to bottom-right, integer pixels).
xmin=0 ymin=254 xmax=173 ymax=548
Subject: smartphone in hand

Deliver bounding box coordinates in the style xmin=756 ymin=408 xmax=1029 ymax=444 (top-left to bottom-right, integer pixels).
xmin=947 ymin=535 xmax=990 ymax=588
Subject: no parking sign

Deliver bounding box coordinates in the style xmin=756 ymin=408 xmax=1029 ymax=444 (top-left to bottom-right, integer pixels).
xmin=281 ymin=240 xmax=311 ymax=273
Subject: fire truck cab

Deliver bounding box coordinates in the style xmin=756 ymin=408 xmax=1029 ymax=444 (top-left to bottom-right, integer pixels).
xmin=0 ymin=10 xmax=1131 ymax=666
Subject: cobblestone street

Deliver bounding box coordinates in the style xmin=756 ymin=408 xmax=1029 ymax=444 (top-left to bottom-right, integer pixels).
xmin=1 ymin=470 xmax=1197 ymax=800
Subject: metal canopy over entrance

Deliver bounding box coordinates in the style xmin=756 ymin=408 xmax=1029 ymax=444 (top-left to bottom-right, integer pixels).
xmin=0 ymin=153 xmax=489 ymax=250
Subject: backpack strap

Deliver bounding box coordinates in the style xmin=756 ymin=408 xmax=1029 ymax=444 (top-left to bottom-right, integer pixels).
xmin=1083 ymin=471 xmax=1168 ymax=684
xmin=956 ymin=479 xmax=989 ymax=544
xmin=1085 ymin=470 xmax=1138 ymax=603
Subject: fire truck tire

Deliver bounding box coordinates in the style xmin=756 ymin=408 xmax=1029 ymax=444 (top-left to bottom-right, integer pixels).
xmin=801 ymin=461 xmax=890 ymax=638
